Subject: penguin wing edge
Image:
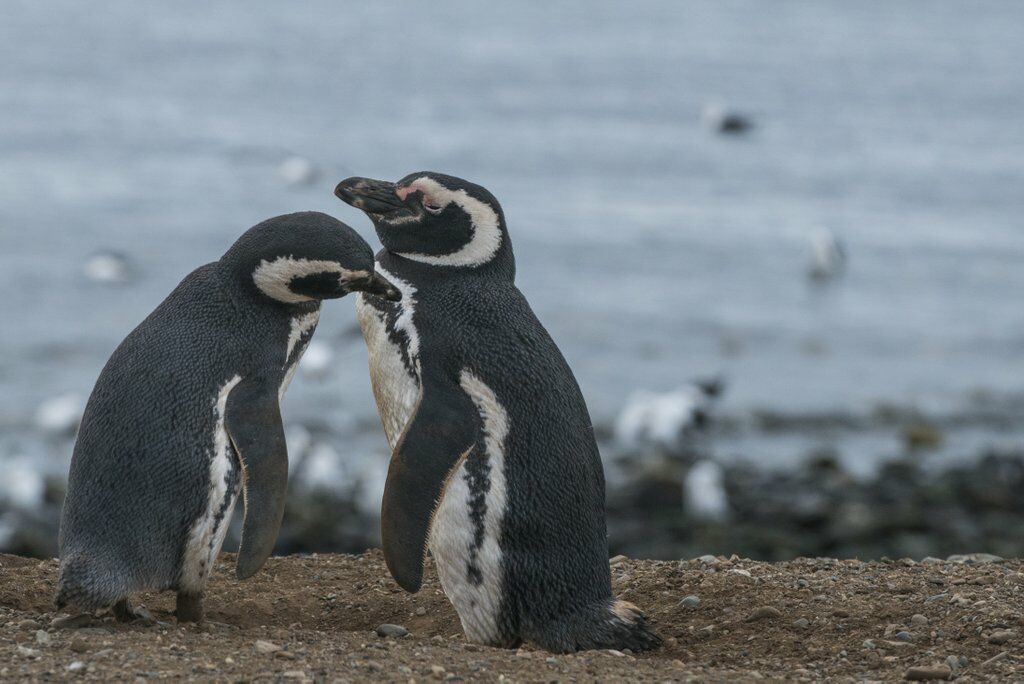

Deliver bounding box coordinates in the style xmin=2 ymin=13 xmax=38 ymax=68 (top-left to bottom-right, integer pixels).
xmin=383 ymin=376 xmax=477 ymax=593
xmin=224 ymin=377 xmax=289 ymax=580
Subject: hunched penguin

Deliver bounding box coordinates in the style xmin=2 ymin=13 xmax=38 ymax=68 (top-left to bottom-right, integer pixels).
xmin=56 ymin=212 xmax=399 ymax=622
xmin=335 ymin=172 xmax=662 ymax=653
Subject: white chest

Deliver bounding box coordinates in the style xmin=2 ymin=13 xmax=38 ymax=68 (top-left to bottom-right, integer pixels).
xmin=356 ymin=269 xmax=421 ymax=449
xmin=279 ymin=310 xmax=320 ymax=402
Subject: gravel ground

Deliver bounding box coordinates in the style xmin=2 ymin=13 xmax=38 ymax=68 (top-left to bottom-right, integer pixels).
xmin=1 ymin=551 xmax=1021 ymax=681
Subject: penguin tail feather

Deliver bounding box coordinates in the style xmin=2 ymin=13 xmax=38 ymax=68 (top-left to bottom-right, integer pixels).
xmin=534 ymin=598 xmax=663 ymax=654
xmin=54 ymin=554 xmax=128 ymax=613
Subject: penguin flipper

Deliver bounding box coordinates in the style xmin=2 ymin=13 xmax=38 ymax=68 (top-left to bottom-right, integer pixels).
xmin=382 ymin=373 xmax=477 ymax=593
xmin=224 ymin=376 xmax=289 ymax=580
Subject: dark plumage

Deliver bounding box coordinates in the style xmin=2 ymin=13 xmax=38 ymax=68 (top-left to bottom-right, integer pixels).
xmin=336 ymin=173 xmax=661 ymax=653
xmin=57 ymin=212 xmax=398 ymax=622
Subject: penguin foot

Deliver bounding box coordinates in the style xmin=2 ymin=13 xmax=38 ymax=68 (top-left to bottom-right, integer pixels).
xmin=111 ymin=599 xmax=156 ymax=625
xmin=111 ymin=599 xmax=135 ymax=622
xmin=175 ymin=592 xmax=204 ymax=623
xmin=531 ymin=598 xmax=663 ymax=654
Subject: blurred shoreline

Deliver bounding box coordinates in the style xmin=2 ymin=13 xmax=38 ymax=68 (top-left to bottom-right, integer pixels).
xmin=5 ymin=393 xmax=1024 ymax=562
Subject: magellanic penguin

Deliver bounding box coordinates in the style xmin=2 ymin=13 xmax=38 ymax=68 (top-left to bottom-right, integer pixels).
xmin=335 ymin=173 xmax=662 ymax=653
xmin=56 ymin=212 xmax=399 ymax=622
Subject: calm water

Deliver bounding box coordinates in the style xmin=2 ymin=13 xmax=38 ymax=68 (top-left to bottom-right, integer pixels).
xmin=2 ymin=1 xmax=1023 ymax=478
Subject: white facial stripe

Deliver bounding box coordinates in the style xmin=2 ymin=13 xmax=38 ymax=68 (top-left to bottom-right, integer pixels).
xmin=380 ymin=212 xmax=422 ymax=226
xmin=253 ymin=257 xmax=366 ymax=303
xmin=396 ymin=177 xmax=503 ymax=268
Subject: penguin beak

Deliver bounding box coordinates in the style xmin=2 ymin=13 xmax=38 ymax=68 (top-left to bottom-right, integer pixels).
xmin=335 ymin=177 xmax=407 ymax=215
xmin=343 ymin=271 xmax=402 ymax=302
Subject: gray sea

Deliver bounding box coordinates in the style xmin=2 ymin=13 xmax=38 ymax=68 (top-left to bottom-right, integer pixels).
xmin=2 ymin=0 xmax=1023 ymax=495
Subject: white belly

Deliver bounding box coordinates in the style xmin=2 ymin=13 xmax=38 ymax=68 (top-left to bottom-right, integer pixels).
xmin=180 ymin=375 xmax=243 ymax=592
xmin=429 ymin=369 xmax=510 ymax=645
xmin=357 ymin=291 xmax=420 ymax=448
xmin=180 ymin=311 xmax=318 ymax=592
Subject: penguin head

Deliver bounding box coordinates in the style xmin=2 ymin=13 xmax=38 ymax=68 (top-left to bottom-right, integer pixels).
xmin=335 ymin=172 xmax=510 ymax=269
xmin=221 ymin=211 xmax=401 ymax=304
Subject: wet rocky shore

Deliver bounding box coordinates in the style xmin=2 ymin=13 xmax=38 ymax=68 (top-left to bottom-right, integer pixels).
xmin=3 ymin=404 xmax=1023 ymax=565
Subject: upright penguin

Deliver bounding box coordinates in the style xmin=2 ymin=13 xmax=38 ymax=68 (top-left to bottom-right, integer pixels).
xmin=57 ymin=212 xmax=398 ymax=622
xmin=335 ymin=173 xmax=661 ymax=653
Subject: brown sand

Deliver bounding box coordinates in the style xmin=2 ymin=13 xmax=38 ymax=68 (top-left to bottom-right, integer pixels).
xmin=1 ymin=551 xmax=1021 ymax=681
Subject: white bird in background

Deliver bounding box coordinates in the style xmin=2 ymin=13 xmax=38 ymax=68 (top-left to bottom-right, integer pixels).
xmin=0 ymin=460 xmax=46 ymax=509
xmin=684 ymin=459 xmax=729 ymax=521
xmin=33 ymin=392 xmax=85 ymax=437
xmin=278 ymin=155 xmax=318 ymax=187
xmin=299 ymin=340 xmax=334 ymax=380
xmin=808 ymin=227 xmax=847 ymax=282
xmin=614 ymin=378 xmax=724 ymax=452
xmin=701 ymin=99 xmax=754 ymax=135
xmin=83 ymin=250 xmax=133 ymax=284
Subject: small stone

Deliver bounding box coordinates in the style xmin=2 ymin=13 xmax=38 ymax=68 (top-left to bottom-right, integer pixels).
xmin=253 ymin=639 xmax=281 ymax=654
xmin=881 ymin=640 xmax=913 ymax=649
xmin=679 ymin=595 xmax=701 ymax=608
xmin=981 ymin=651 xmax=1008 ymax=667
xmin=946 ymin=553 xmax=1003 ymax=564
xmin=988 ymin=629 xmax=1015 ymax=645
xmin=609 ymin=554 xmax=628 ymax=566
xmin=911 ymin=614 xmax=928 ymax=627
xmin=281 ymin=671 xmax=307 ymax=680
xmin=76 ymin=627 xmax=112 ymax=636
xmin=17 ymin=619 xmax=41 ymax=631
xmin=430 ymin=665 xmax=446 ymax=679
xmin=51 ymin=615 xmax=94 ymax=630
xmin=66 ymin=661 xmax=86 ymax=673
xmin=921 ymin=557 xmax=944 ymax=564
xmin=69 ymin=638 xmax=89 ymax=653
xmin=35 ymin=630 xmax=51 ymax=645
xmin=904 ymin=664 xmax=951 ymax=680
xmin=863 ymin=639 xmax=877 ymax=650
xmin=746 ymin=606 xmax=782 ymax=622
xmin=16 ymin=645 xmax=40 ymax=658
xmin=376 ymin=623 xmax=409 ymax=638
xmin=697 ymin=554 xmax=719 ymax=565
xmin=606 ymin=649 xmax=626 ymax=657
xmin=793 ymin=618 xmax=810 ymax=629
xmin=832 ymin=609 xmax=850 ymax=618
xmin=945 ymin=655 xmax=961 ymax=673
xmin=895 ymin=631 xmax=913 ymax=642
xmin=925 ymin=593 xmax=948 ymax=603
xmin=415 ymin=607 xmax=427 ymax=616
xmin=275 ymin=650 xmax=297 ymax=660
xmin=729 ymin=568 xmax=753 ymax=578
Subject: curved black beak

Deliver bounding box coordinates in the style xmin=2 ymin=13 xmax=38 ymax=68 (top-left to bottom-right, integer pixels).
xmin=335 ymin=177 xmax=405 ymax=214
xmin=343 ymin=270 xmax=401 ymax=302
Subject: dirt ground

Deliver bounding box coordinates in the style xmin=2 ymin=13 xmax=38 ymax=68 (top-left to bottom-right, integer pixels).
xmin=0 ymin=551 xmax=1021 ymax=681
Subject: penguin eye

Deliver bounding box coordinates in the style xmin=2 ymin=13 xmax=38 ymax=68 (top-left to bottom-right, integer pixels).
xmin=422 ymin=198 xmax=443 ymax=215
